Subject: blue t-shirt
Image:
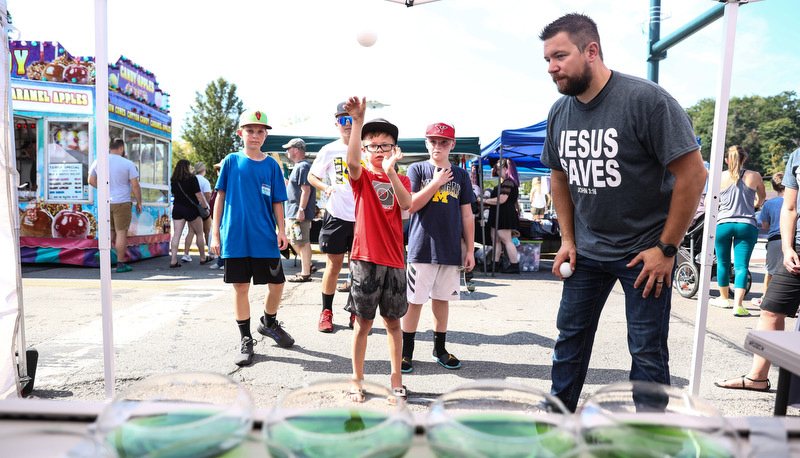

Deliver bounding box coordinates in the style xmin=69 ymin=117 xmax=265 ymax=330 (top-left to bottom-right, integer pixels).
xmin=758 ymin=196 xmax=783 ymax=239
xmin=781 ymin=147 xmax=800 ymax=244
xmin=406 ymin=161 xmax=474 ymax=265
xmin=216 ymin=152 xmax=287 ymax=258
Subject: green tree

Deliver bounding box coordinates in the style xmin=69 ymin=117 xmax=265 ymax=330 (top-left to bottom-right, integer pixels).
xmin=686 ymin=91 xmax=800 ymax=175
xmin=182 ymin=77 xmax=244 ymax=183
xmin=171 ymin=138 xmax=194 ymax=168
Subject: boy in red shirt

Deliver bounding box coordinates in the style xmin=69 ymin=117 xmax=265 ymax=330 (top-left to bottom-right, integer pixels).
xmin=342 ymin=96 xmax=412 ymax=402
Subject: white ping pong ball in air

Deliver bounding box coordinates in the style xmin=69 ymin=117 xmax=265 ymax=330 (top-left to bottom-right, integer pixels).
xmin=559 ymin=263 xmax=574 ymax=278
xmin=357 ymin=30 xmax=377 ymax=47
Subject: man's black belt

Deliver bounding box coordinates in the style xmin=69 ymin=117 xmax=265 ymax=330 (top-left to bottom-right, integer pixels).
xmin=768 ymin=235 xmax=781 ymax=242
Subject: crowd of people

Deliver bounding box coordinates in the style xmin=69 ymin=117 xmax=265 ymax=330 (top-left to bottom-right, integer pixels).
xmin=93 ymin=12 xmax=795 ymax=411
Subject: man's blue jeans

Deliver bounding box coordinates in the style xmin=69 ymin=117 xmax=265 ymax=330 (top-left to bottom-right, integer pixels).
xmin=550 ymin=254 xmax=674 ymax=412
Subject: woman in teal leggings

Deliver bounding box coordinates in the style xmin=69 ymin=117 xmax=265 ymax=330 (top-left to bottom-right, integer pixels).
xmin=710 ymin=146 xmax=765 ymax=316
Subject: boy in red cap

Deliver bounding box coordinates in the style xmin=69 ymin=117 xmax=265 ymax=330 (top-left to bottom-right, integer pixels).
xmin=341 ymin=97 xmax=412 ymax=402
xmin=401 ymin=122 xmax=475 ymax=373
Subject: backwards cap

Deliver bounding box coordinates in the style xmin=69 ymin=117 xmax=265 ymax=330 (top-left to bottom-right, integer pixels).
xmin=361 ymin=118 xmax=399 ymax=143
xmin=238 ymin=109 xmax=272 ymax=129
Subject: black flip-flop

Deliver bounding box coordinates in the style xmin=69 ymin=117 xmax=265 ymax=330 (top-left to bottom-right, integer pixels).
xmin=714 ymin=375 xmax=771 ymax=392
xmin=170 ymin=262 xmax=182 ymax=268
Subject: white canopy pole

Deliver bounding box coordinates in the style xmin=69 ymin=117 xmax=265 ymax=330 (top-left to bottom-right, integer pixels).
xmin=94 ymin=0 xmax=115 ymax=400
xmin=689 ymin=0 xmax=741 ymax=395
xmin=0 ymin=0 xmax=22 ymax=399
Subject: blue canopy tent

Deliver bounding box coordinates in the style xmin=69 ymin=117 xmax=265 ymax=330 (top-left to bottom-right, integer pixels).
xmin=477 ymin=120 xmax=549 ymax=173
xmin=471 ymin=120 xmax=553 ymax=275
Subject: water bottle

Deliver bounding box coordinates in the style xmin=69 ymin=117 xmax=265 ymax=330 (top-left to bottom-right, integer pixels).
xmin=293 ymin=221 xmax=301 ymax=239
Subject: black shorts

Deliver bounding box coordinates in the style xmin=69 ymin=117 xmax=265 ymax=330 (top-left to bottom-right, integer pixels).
xmin=318 ymin=212 xmax=354 ymax=255
xmin=223 ymin=257 xmax=285 ymax=285
xmin=344 ymin=260 xmax=408 ymax=321
xmin=172 ymin=202 xmax=200 ymax=222
xmin=760 ymin=264 xmax=800 ymax=316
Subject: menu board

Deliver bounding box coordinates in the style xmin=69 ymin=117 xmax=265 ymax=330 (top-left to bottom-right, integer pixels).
xmin=48 ymin=163 xmax=83 ymax=200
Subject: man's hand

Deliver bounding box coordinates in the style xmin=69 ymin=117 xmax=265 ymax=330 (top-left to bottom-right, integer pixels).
xmin=277 ymin=231 xmax=289 ymax=251
xmin=628 ymin=247 xmax=674 ymax=298
xmin=296 ymin=210 xmax=305 ymax=222
xmin=784 ymin=248 xmax=800 ymax=275
xmin=344 ymin=96 xmax=366 ymax=122
xmin=552 ymin=241 xmax=577 ymax=280
xmin=383 ymin=146 xmax=403 ymax=175
xmin=135 ymin=203 xmax=142 ymax=214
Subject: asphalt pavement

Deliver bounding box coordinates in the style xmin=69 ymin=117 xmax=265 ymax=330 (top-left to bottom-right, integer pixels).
xmin=17 ymin=241 xmax=799 ymax=419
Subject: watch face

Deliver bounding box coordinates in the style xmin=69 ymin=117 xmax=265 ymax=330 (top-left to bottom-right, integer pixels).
xmin=659 ymin=242 xmax=678 ymax=257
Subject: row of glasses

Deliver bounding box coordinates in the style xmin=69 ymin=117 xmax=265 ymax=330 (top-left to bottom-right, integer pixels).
xmin=1 ymin=373 xmax=764 ymax=457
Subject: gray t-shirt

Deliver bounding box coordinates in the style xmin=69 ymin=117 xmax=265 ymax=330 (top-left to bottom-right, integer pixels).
xmin=780 ymin=147 xmax=800 ymax=244
xmin=540 ymin=71 xmax=699 ymax=261
xmin=285 ymin=160 xmax=316 ymax=219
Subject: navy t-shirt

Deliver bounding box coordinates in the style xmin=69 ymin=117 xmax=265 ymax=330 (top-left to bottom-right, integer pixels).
xmin=406 ymin=161 xmax=474 ymax=265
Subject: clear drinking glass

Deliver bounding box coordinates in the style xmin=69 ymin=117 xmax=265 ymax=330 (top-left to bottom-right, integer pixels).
xmin=0 ymin=428 xmax=117 ymax=457
xmin=264 ymin=379 xmax=414 ymax=458
xmin=578 ymin=381 xmax=741 ymax=458
xmin=426 ymin=380 xmax=577 ymax=457
xmin=94 ymin=372 xmax=254 ymax=458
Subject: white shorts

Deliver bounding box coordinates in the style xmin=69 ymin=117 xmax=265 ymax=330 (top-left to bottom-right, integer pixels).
xmin=407 ymin=263 xmax=461 ymax=304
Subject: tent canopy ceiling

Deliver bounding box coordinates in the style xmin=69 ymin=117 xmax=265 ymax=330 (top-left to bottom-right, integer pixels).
xmin=262 ymin=135 xmax=481 ymax=166
xmin=479 ymin=120 xmax=549 ymax=173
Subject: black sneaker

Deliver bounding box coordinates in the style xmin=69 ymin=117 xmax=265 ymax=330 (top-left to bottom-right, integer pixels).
xmin=401 ymin=356 xmax=413 ymax=374
xmin=234 ymin=336 xmax=255 ymax=366
xmin=257 ymin=317 xmax=295 ymax=348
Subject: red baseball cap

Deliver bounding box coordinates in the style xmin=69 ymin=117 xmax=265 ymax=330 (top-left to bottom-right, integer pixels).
xmin=425 ymin=122 xmax=455 ymax=140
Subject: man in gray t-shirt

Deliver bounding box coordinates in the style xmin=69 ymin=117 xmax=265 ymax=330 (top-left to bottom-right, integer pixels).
xmin=283 ymin=138 xmax=316 ymax=282
xmin=539 ymin=13 xmax=707 ymax=412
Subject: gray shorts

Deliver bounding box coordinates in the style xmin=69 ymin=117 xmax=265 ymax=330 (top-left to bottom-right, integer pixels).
xmin=344 ymin=260 xmax=408 ymax=320
xmin=765 ymin=238 xmax=782 ymax=275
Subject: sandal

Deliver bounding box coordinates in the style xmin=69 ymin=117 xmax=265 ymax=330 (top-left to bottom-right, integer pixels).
xmin=337 ymin=281 xmax=351 ymax=293
xmin=714 ymin=375 xmax=771 ymax=392
xmin=310 ymin=264 xmax=318 ymax=273
xmin=346 ymin=378 xmax=365 ymax=403
xmin=387 ymin=385 xmax=407 ymax=405
xmin=199 ymin=257 xmax=214 ymax=265
xmin=170 ymin=262 xmax=182 ymax=268
xmin=287 ymin=274 xmax=312 ymax=283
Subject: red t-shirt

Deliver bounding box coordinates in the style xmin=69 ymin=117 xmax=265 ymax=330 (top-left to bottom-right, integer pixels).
xmin=349 ymin=167 xmax=411 ymax=268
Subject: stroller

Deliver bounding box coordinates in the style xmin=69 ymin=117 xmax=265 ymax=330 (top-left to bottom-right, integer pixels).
xmin=673 ymin=214 xmax=752 ymax=298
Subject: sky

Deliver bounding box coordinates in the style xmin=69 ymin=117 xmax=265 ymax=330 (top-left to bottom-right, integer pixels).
xmin=8 ymin=0 xmax=799 ymax=149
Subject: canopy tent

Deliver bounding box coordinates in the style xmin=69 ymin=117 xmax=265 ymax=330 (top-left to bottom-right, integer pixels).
xmin=262 ymin=135 xmax=481 ymax=166
xmin=478 ymin=120 xmax=549 ymax=173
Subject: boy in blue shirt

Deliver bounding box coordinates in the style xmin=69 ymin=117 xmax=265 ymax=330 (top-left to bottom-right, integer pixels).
xmin=210 ymin=109 xmax=294 ymax=366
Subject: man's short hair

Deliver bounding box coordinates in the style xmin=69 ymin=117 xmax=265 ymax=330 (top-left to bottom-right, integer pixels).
xmin=539 ymin=13 xmax=603 ymax=61
xmin=110 ymin=138 xmax=125 ymax=151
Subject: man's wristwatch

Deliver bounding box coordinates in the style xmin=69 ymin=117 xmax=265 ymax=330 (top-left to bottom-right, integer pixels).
xmin=656 ymin=240 xmax=678 ymax=257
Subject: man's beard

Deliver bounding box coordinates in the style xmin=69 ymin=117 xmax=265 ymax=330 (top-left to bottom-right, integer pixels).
xmin=555 ymin=62 xmax=592 ymax=97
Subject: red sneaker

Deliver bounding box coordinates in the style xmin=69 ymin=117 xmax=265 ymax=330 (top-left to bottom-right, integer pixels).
xmin=349 ymin=313 xmax=356 ymax=329
xmin=318 ymin=309 xmax=333 ymax=333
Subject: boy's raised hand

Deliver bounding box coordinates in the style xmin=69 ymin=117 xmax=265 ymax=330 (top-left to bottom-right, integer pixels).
xmin=344 ymin=96 xmax=366 ymax=121
xmin=383 ymin=146 xmax=403 ymax=174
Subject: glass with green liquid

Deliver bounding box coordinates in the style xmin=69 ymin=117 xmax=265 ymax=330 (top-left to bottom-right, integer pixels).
xmin=578 ymin=381 xmax=741 ymax=458
xmin=425 ymin=380 xmax=577 ymax=458
xmin=95 ymin=372 xmax=254 ymax=458
xmin=264 ymin=380 xmax=414 ymax=458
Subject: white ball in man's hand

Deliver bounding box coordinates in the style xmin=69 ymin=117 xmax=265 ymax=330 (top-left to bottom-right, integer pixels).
xmin=559 ymin=263 xmax=574 ymax=278
xmin=357 ymin=30 xmax=377 ymax=47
